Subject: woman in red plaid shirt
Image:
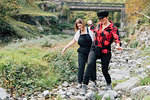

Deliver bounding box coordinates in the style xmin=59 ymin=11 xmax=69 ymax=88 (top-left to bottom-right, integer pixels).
xmin=80 ymin=10 xmax=122 ymax=95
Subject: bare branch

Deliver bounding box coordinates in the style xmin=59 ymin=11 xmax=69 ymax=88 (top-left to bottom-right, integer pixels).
xmin=136 ymin=12 xmax=150 ymax=19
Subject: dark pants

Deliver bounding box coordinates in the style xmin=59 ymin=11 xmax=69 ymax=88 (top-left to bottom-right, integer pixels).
xmin=78 ymin=52 xmax=96 ymax=83
xmin=83 ymin=45 xmax=111 ymax=85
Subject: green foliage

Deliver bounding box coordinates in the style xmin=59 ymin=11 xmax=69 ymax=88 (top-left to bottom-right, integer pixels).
xmin=0 ymin=47 xmax=77 ymax=97
xmin=124 ymin=38 xmax=130 ymax=43
xmin=112 ymin=79 xmax=129 ymax=87
xmin=140 ymin=76 xmax=150 ymax=86
xmin=36 ymin=1 xmax=56 ymax=11
xmin=42 ymin=41 xmax=52 ymax=47
xmin=129 ymin=41 xmax=138 ymax=48
xmin=0 ymin=0 xmax=20 ymax=17
xmin=56 ymin=94 xmax=63 ymax=100
xmin=62 ymin=4 xmax=70 ymax=17
xmin=0 ymin=34 xmax=77 ymax=97
xmin=43 ymin=50 xmax=78 ymax=82
xmin=95 ymin=93 xmax=102 ymax=100
xmin=58 ymin=23 xmax=74 ymax=30
xmin=0 ymin=19 xmax=17 ymax=43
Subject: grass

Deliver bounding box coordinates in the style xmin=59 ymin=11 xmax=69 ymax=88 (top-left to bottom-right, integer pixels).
xmin=5 ymin=16 xmax=39 ymax=38
xmin=140 ymin=76 xmax=150 ymax=86
xmin=19 ymin=7 xmax=59 ymax=17
xmin=143 ymin=96 xmax=150 ymax=100
xmin=112 ymin=78 xmax=129 ymax=87
xmin=0 ymin=34 xmax=78 ymax=97
xmin=141 ymin=47 xmax=150 ymax=57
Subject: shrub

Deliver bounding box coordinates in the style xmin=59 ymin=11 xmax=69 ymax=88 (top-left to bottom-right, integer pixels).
xmin=129 ymin=41 xmax=138 ymax=48
xmin=42 ymin=50 xmax=78 ymax=82
xmin=124 ymin=38 xmax=130 ymax=43
xmin=0 ymin=47 xmax=77 ymax=98
xmin=58 ymin=23 xmax=74 ymax=30
xmin=140 ymin=76 xmax=150 ymax=86
xmin=0 ymin=19 xmax=18 ymax=43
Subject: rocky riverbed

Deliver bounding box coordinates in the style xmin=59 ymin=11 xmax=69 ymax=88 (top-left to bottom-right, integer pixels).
xmin=1 ymin=41 xmax=149 ymax=100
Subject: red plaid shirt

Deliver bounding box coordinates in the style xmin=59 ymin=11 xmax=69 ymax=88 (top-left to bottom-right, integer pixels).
xmin=90 ymin=20 xmax=121 ymax=54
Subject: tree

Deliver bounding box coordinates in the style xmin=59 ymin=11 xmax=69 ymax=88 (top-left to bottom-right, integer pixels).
xmin=126 ymin=0 xmax=150 ymax=23
xmin=0 ymin=0 xmax=20 ymax=17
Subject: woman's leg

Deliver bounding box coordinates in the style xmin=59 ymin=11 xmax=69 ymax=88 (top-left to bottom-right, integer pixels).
xmin=78 ymin=53 xmax=86 ymax=83
xmin=83 ymin=50 xmax=97 ymax=85
xmin=90 ymin=62 xmax=96 ymax=82
xmin=101 ymin=53 xmax=112 ymax=84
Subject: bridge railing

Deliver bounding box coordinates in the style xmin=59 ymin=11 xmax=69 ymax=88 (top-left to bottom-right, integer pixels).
xmin=63 ymin=1 xmax=125 ymax=8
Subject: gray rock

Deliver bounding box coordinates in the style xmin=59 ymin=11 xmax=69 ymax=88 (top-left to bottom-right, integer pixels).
xmin=43 ymin=90 xmax=50 ymax=97
xmin=117 ymin=91 xmax=123 ymax=97
xmin=110 ymin=69 xmax=130 ymax=81
xmin=22 ymin=98 xmax=27 ymax=100
xmin=60 ymin=95 xmax=66 ymax=98
xmin=85 ymin=92 xmax=95 ymax=99
xmin=101 ymin=92 xmax=115 ymax=100
xmin=135 ymin=68 xmax=145 ymax=75
xmin=106 ymin=90 xmax=118 ymax=98
xmin=57 ymin=89 xmax=63 ymax=94
xmin=70 ymin=95 xmax=87 ymax=100
xmin=58 ymin=85 xmax=62 ymax=89
xmin=98 ymin=90 xmax=105 ymax=97
xmin=125 ymin=97 xmax=133 ymax=100
xmin=130 ymin=85 xmax=150 ymax=96
xmin=62 ymin=81 xmax=69 ymax=87
xmin=37 ymin=26 xmax=44 ymax=32
xmin=109 ymin=63 xmax=117 ymax=67
xmin=147 ymin=65 xmax=150 ymax=69
xmin=0 ymin=87 xmax=10 ymax=100
xmin=68 ymin=87 xmax=77 ymax=95
xmin=52 ymin=89 xmax=57 ymax=92
xmin=66 ymin=91 xmax=72 ymax=96
xmin=114 ymin=77 xmax=140 ymax=92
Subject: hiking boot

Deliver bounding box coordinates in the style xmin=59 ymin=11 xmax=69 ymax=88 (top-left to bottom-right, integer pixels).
xmin=91 ymin=81 xmax=98 ymax=91
xmin=80 ymin=84 xmax=87 ymax=96
xmin=106 ymin=84 xmax=112 ymax=90
xmin=76 ymin=83 xmax=82 ymax=89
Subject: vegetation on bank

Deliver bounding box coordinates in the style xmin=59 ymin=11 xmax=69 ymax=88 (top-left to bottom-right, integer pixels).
xmin=0 ymin=34 xmax=78 ymax=97
xmin=0 ymin=0 xmax=74 ymax=44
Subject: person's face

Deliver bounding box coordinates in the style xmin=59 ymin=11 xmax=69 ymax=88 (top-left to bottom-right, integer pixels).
xmin=77 ymin=23 xmax=83 ymax=29
xmin=99 ymin=17 xmax=108 ymax=24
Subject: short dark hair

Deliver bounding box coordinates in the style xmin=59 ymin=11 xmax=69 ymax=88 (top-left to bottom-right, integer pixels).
xmin=97 ymin=10 xmax=109 ymax=19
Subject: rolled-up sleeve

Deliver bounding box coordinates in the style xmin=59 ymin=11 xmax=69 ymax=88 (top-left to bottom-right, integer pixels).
xmin=112 ymin=28 xmax=121 ymax=45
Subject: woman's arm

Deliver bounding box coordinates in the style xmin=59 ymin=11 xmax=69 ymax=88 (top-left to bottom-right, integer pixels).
xmin=62 ymin=38 xmax=76 ymax=54
xmin=87 ymin=20 xmax=99 ymax=33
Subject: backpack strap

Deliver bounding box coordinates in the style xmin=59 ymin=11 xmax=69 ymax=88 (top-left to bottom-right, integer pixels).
xmin=87 ymin=27 xmax=89 ymax=34
xmin=80 ymin=27 xmax=89 ymax=34
xmin=79 ymin=30 xmax=81 ymax=34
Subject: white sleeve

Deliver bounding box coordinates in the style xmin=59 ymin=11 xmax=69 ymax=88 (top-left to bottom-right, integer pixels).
xmin=74 ymin=30 xmax=80 ymax=42
xmin=88 ymin=27 xmax=94 ymax=41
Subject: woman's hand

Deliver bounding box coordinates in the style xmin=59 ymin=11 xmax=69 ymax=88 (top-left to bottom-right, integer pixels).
xmin=62 ymin=48 xmax=66 ymax=54
xmin=87 ymin=20 xmax=93 ymax=26
xmin=116 ymin=43 xmax=122 ymax=50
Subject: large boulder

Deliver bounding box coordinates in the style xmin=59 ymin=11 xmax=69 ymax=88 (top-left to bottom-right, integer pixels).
xmin=114 ymin=77 xmax=140 ymax=92
xmin=130 ymin=85 xmax=150 ymax=97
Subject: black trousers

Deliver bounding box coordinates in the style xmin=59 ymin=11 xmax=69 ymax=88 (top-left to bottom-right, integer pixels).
xmin=78 ymin=52 xmax=96 ymax=83
xmin=83 ymin=45 xmax=111 ymax=85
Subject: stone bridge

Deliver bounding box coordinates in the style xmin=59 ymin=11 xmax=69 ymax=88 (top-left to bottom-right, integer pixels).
xmin=62 ymin=1 xmax=126 ymax=28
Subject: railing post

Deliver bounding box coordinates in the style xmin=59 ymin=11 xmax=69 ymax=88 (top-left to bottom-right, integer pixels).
xmin=121 ymin=9 xmax=125 ymax=28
